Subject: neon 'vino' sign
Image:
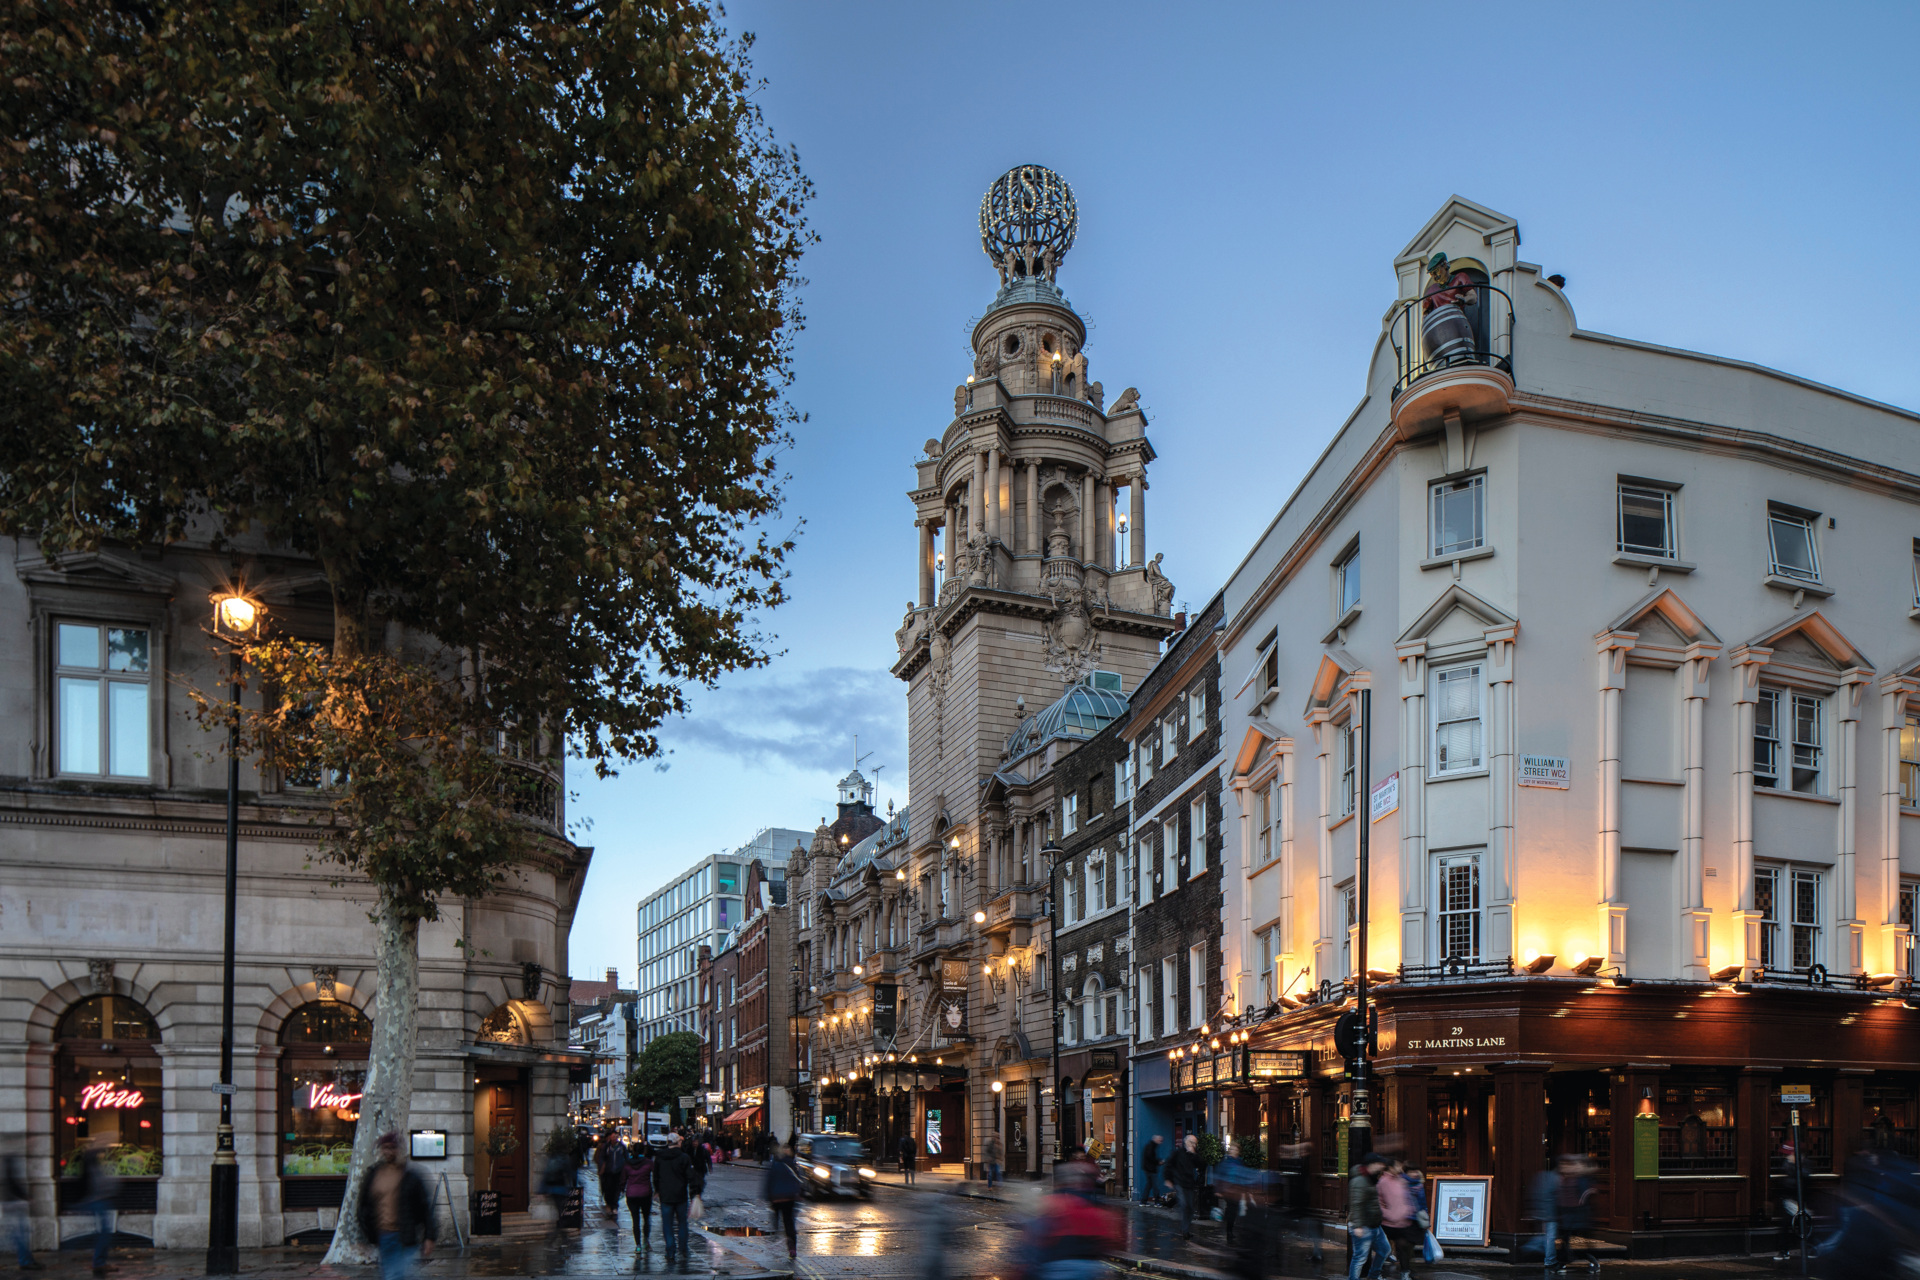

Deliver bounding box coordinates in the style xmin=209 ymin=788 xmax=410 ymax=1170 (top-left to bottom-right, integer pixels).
xmin=79 ymin=1082 xmax=145 ymax=1110
xmin=304 ymin=1082 xmax=364 ymax=1111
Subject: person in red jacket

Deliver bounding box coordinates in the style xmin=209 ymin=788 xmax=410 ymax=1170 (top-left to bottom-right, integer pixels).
xmin=1019 ymin=1158 xmax=1125 ymax=1280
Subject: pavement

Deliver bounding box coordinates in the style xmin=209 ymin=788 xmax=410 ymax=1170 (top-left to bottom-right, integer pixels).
xmin=13 ymin=1160 xmax=1817 ymax=1280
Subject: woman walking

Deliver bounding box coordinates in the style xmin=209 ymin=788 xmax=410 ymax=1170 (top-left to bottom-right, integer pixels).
xmin=624 ymin=1142 xmax=657 ymax=1251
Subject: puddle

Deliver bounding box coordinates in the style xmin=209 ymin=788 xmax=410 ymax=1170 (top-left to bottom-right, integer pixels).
xmin=710 ymin=1226 xmax=769 ymax=1237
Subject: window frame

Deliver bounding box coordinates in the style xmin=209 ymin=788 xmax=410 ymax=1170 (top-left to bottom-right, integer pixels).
xmin=1755 ymin=687 xmax=1826 ymax=795
xmin=1187 ymin=688 xmax=1206 ymax=743
xmin=52 ymin=619 xmax=156 ymax=781
xmin=1767 ymin=505 xmax=1822 ymax=583
xmin=1334 ymin=539 xmax=1361 ymax=618
xmin=1755 ymin=863 xmax=1826 ymax=971
xmin=1429 ymin=473 xmax=1486 ymax=558
xmin=1187 ymin=942 xmax=1207 ymax=1030
xmin=1160 ymin=957 xmax=1178 ymax=1040
xmin=1431 ymin=663 xmax=1486 ymax=779
xmin=1903 ymin=709 xmax=1920 ymax=809
xmin=1338 ymin=722 xmax=1357 ymax=816
xmin=1617 ymin=481 xmax=1679 ymax=560
xmin=1188 ymin=795 xmax=1207 ymax=879
xmin=1162 ymin=818 xmax=1179 ymax=894
xmin=1434 ymin=850 xmax=1484 ymax=964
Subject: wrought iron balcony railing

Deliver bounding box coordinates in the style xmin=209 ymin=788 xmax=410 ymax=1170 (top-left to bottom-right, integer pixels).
xmin=1388 ymin=281 xmax=1515 ymax=396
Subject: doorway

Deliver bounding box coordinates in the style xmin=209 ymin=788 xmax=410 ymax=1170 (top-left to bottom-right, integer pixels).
xmin=476 ymin=1068 xmax=529 ymax=1212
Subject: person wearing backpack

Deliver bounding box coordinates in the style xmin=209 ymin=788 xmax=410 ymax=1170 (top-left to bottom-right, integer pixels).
xmin=763 ymin=1143 xmax=805 ymax=1261
xmin=598 ymin=1136 xmax=629 ymax=1229
xmin=623 ymin=1143 xmax=656 ymax=1250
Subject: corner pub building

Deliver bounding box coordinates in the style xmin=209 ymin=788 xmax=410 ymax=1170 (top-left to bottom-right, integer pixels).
xmin=1211 ymin=198 xmax=1920 ymax=1257
xmin=0 ymin=545 xmax=591 ymax=1250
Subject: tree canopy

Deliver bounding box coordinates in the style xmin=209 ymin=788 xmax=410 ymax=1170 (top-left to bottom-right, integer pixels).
xmin=626 ymin=1029 xmax=701 ymax=1112
xmin=0 ymin=0 xmax=810 ymax=766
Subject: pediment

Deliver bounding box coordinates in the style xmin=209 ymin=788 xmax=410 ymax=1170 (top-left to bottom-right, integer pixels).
xmin=1232 ymin=721 xmax=1283 ymax=779
xmin=1397 ymin=584 xmax=1516 ymax=648
xmin=16 ymin=550 xmax=177 ymax=595
xmin=1395 ymin=196 xmax=1519 ymax=267
xmin=1605 ymin=587 xmax=1721 ymax=651
xmin=1742 ymin=610 xmax=1871 ymax=674
xmin=1303 ymin=650 xmax=1362 ymax=718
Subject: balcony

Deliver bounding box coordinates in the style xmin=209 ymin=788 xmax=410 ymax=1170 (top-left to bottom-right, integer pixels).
xmin=1387 ymin=282 xmax=1514 ymax=436
xmin=500 ymin=758 xmax=563 ymax=833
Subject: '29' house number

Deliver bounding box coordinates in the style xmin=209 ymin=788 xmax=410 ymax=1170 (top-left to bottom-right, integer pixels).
xmin=1403 ymin=1025 xmax=1509 ymax=1051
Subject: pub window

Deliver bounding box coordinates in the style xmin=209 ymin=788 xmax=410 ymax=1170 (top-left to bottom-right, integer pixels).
xmin=1255 ymin=783 xmax=1275 ymax=868
xmin=1768 ymin=1081 xmax=1833 ymax=1175
xmin=1755 ymin=864 xmax=1823 ymax=970
xmin=1339 ymin=882 xmax=1357 ymax=978
xmin=1901 ymin=883 xmax=1919 ymax=979
xmin=1658 ymin=1077 xmax=1737 ymax=1174
xmin=1899 ymin=711 xmax=1919 ymax=807
xmin=1432 ymin=664 xmax=1484 ymax=776
xmin=56 ymin=995 xmax=163 ymax=1191
xmin=1322 ymin=1090 xmax=1351 ymax=1174
xmin=1426 ymin=1092 xmax=1464 ymax=1172
xmin=1575 ymin=1080 xmax=1613 ymax=1171
xmin=1863 ymin=1085 xmax=1917 ymax=1159
xmin=1755 ymin=688 xmax=1825 ymax=794
xmin=55 ymin=621 xmax=152 ymax=779
xmin=280 ymin=1002 xmax=372 ymax=1192
xmin=1434 ymin=852 xmax=1483 ymax=963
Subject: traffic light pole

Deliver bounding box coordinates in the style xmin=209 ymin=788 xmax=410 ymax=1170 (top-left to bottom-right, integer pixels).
xmin=1346 ymin=688 xmax=1373 ymax=1171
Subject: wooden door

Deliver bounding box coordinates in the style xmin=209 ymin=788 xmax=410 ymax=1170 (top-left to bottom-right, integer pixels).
xmin=488 ymin=1079 xmax=529 ymax=1211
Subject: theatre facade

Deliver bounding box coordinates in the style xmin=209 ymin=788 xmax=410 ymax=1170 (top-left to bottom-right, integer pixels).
xmin=1209 ymin=197 xmax=1920 ymax=1256
xmin=0 ymin=545 xmax=591 ymax=1250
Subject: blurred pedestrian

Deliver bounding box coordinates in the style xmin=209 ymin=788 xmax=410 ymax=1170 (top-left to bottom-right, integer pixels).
xmin=652 ymin=1133 xmax=702 ymax=1262
xmin=623 ymin=1142 xmax=656 ymax=1250
xmin=4 ymin=1146 xmax=39 ymax=1270
xmin=1346 ymin=1153 xmax=1388 ymax=1280
xmin=538 ymin=1137 xmax=577 ymax=1243
xmin=1217 ymin=1141 xmax=1251 ymax=1245
xmin=1530 ymin=1159 xmax=1562 ymax=1272
xmin=1140 ymin=1136 xmax=1163 ymax=1204
xmin=1020 ymin=1157 xmax=1124 ymax=1280
xmin=75 ymin=1136 xmax=118 ymax=1278
xmin=598 ymin=1134 xmax=628 ymax=1227
xmin=1164 ymin=1134 xmax=1205 ymax=1241
xmin=898 ymin=1132 xmax=918 ymax=1185
xmin=1378 ymin=1157 xmax=1421 ymax=1280
xmin=356 ymin=1131 xmax=437 ymax=1280
xmin=1277 ymin=1142 xmax=1322 ymax=1271
xmin=763 ymin=1143 xmax=804 ymax=1262
xmin=984 ymin=1132 xmax=1005 ymax=1190
xmin=1552 ymin=1154 xmax=1598 ymax=1273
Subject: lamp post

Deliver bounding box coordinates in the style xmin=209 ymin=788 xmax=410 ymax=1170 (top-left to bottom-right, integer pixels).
xmin=207 ymin=591 xmax=262 ymax=1275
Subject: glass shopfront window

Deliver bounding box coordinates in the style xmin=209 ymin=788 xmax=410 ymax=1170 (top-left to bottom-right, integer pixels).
xmin=56 ymin=995 xmax=164 ymax=1181
xmin=1658 ymin=1077 xmax=1737 ymax=1174
xmin=1768 ymin=1082 xmax=1833 ymax=1175
xmin=279 ymin=1003 xmax=371 ymax=1181
xmin=1864 ymin=1084 xmax=1917 ymax=1158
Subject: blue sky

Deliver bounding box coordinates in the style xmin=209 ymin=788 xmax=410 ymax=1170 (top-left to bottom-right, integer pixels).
xmin=565 ymin=0 xmax=1920 ymax=980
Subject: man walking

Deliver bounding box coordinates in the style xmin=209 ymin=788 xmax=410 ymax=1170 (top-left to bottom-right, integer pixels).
xmin=74 ymin=1136 xmax=118 ymax=1279
xmin=984 ymin=1132 xmax=1005 ymax=1191
xmin=1140 ymin=1135 xmax=1163 ymax=1204
xmin=763 ymin=1143 xmax=805 ymax=1262
xmin=1164 ymin=1133 xmax=1205 ymax=1241
xmin=897 ymin=1132 xmax=918 ymax=1185
xmin=1379 ymin=1157 xmax=1422 ymax=1280
xmin=651 ymin=1133 xmax=702 ymax=1262
xmin=356 ymin=1131 xmax=437 ymax=1280
xmin=598 ymin=1134 xmax=628 ymax=1228
xmin=4 ymin=1146 xmax=40 ymax=1271
xmin=1346 ymin=1153 xmax=1387 ymax=1280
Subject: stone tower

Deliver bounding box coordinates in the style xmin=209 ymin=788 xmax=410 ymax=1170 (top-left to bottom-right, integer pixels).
xmin=888 ymin=164 xmax=1181 ymax=1173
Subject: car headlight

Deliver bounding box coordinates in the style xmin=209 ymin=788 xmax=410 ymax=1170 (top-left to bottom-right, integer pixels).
xmin=858 ymin=1167 xmax=877 ymax=1179
xmin=814 ymin=1164 xmax=832 ymax=1178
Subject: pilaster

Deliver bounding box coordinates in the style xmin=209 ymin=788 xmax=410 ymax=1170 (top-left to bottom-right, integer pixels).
xmin=1396 ymin=640 xmax=1429 ymax=967
xmin=1728 ymin=644 xmax=1772 ymax=972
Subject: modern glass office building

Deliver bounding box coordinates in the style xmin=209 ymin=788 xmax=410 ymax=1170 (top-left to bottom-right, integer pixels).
xmin=635 ymin=829 xmax=807 ymax=1049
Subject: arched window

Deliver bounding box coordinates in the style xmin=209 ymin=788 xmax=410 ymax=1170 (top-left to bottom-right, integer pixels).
xmin=279 ymin=1002 xmax=371 ymax=1192
xmin=56 ymin=994 xmax=163 ymax=1186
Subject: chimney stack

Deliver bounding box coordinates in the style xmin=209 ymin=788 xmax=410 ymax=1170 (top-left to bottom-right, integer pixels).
xmin=605 ymin=966 xmax=618 ymax=985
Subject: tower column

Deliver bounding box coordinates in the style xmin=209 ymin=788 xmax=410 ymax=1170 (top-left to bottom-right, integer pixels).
xmin=972 ymin=450 xmax=986 ymax=537
xmin=945 ymin=507 xmax=958 ymax=579
xmin=918 ymin=520 xmax=935 ymax=607
xmin=1080 ymin=473 xmax=1095 ymax=564
xmin=987 ymin=448 xmax=1002 ymax=542
xmin=1130 ymin=473 xmax=1146 ymax=567
xmin=1026 ymin=460 xmax=1040 ymax=554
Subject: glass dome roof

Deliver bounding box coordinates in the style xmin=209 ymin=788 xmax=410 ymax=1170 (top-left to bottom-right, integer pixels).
xmin=1005 ymin=672 xmax=1127 ymax=759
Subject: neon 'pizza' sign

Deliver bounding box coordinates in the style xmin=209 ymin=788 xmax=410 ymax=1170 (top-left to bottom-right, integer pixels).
xmin=79 ymin=1082 xmax=145 ymax=1110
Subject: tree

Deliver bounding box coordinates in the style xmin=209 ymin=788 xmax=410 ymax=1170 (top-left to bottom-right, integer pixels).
xmin=626 ymin=1031 xmax=702 ymax=1117
xmin=2 ymin=0 xmax=807 ymax=1260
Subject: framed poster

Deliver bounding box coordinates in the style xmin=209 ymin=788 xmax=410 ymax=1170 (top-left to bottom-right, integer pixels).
xmin=408 ymin=1129 xmax=447 ymax=1160
xmin=1428 ymin=1174 xmax=1492 ymax=1247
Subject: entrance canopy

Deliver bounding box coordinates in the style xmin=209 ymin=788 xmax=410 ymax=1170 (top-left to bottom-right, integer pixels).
xmin=722 ymin=1106 xmax=762 ymax=1126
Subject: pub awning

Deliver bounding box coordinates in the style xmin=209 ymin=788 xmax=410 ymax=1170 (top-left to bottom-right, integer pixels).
xmin=722 ymin=1106 xmax=762 ymax=1125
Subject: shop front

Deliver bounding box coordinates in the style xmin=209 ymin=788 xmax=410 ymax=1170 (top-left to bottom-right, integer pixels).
xmin=1059 ymin=1047 xmax=1126 ymax=1191
xmin=1237 ymin=976 xmax=1920 ymax=1256
xmin=277 ymin=1002 xmax=371 ymax=1212
xmin=55 ymin=995 xmax=163 ymax=1223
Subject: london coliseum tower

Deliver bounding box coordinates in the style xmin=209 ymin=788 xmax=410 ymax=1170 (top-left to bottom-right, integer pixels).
xmin=879 ymin=166 xmax=1182 ymax=1173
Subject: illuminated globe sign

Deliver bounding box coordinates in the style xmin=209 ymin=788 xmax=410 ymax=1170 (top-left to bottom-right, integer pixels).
xmin=979 ymin=165 xmax=1077 ymax=284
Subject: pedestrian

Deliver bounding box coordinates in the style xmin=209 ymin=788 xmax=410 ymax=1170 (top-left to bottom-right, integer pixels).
xmin=598 ymin=1133 xmax=628 ymax=1227
xmin=898 ymin=1131 xmax=918 ymax=1185
xmin=623 ymin=1142 xmax=656 ymax=1250
xmin=355 ymin=1131 xmax=437 ymax=1280
xmin=1378 ymin=1157 xmax=1422 ymax=1280
xmin=1346 ymin=1153 xmax=1388 ymax=1280
xmin=1276 ymin=1142 xmax=1322 ymax=1271
xmin=1530 ymin=1159 xmax=1562 ymax=1272
xmin=1217 ymin=1141 xmax=1249 ymax=1244
xmin=1164 ymin=1133 xmax=1205 ymax=1241
xmin=5 ymin=1146 xmax=40 ymax=1271
xmin=763 ymin=1143 xmax=805 ymax=1262
xmin=1553 ymin=1154 xmax=1598 ymax=1273
xmin=984 ymin=1131 xmax=1005 ymax=1191
xmin=74 ymin=1136 xmax=118 ymax=1278
xmin=651 ymin=1132 xmax=702 ymax=1261
xmin=538 ymin=1138 xmax=577 ymax=1243
xmin=691 ymin=1133 xmax=714 ymax=1182
xmin=1140 ymin=1135 xmax=1163 ymax=1205
xmin=1019 ymin=1156 xmax=1124 ymax=1280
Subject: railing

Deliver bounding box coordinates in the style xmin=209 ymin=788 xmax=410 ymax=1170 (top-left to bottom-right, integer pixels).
xmin=1659 ymin=1128 xmax=1738 ymax=1174
xmin=500 ymin=758 xmax=562 ymax=831
xmin=1770 ymin=1125 xmax=1834 ymax=1175
xmin=1387 ymin=282 xmax=1514 ymax=396
xmin=1398 ymin=956 xmax=1516 ymax=984
xmin=1032 ymin=394 xmax=1095 ymax=428
xmin=1752 ymin=963 xmax=1882 ymax=991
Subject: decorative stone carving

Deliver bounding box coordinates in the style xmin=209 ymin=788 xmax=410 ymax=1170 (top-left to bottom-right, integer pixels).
xmin=1062 ymin=954 xmax=1078 ymax=973
xmin=1043 ymin=583 xmax=1107 ymax=685
xmin=954 ymin=385 xmax=967 ymax=416
xmin=87 ymin=959 xmax=114 ymax=993
xmin=961 ymin=533 xmax=998 ymax=590
xmin=1115 ymin=935 xmax=1132 ymax=953
xmin=1145 ymin=552 xmax=1175 ymax=617
xmin=479 ymin=1004 xmax=525 ymax=1045
xmin=521 ymin=961 xmax=544 ymax=1001
xmin=896 ymin=602 xmax=928 ymax=655
xmin=1109 ymin=387 xmax=1140 ymax=414
xmin=1088 ymin=381 xmax=1104 ymax=411
xmin=311 ymin=964 xmax=339 ymax=1001
xmin=1086 ymin=943 xmax=1103 ymax=964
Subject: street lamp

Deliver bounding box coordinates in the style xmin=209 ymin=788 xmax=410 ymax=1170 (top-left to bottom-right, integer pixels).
xmin=207 ymin=590 xmax=263 ymax=1275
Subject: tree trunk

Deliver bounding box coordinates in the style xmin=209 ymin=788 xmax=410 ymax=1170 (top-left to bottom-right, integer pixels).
xmin=324 ymin=893 xmax=420 ymax=1265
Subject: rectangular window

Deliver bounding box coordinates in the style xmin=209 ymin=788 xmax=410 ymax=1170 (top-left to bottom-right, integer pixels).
xmin=1115 ymin=759 xmax=1132 ymax=805
xmin=1258 ymin=927 xmax=1276 ymax=1004
xmin=1429 ymin=474 xmax=1485 ymax=557
xmin=1255 ymin=784 xmax=1274 ymax=868
xmin=1089 ymin=854 xmax=1107 ymax=914
xmin=1768 ymin=506 xmax=1821 ymax=582
xmin=1432 ymin=664 xmax=1484 ymax=776
xmin=1138 ymin=737 xmax=1155 ymax=786
xmin=1162 ymin=718 xmax=1177 ymax=764
xmin=1118 ymin=842 xmax=1133 ymax=906
xmin=1188 ymin=942 xmax=1207 ymax=1029
xmin=1899 ymin=711 xmax=1919 ymax=807
xmin=1188 ymin=688 xmax=1206 ymax=742
xmin=1138 ymin=965 xmax=1155 ymax=1039
xmin=1106 ymin=991 xmax=1123 ymax=1036
xmin=1162 ymin=819 xmax=1179 ymax=892
xmin=1755 ymin=689 xmax=1824 ymax=794
xmin=1912 ymin=537 xmax=1920 ymax=608
xmin=1188 ymin=796 xmax=1206 ymax=878
xmin=1137 ymin=839 xmax=1151 ymax=903
xmin=55 ymin=622 xmax=151 ymax=778
xmin=1339 ymin=723 xmax=1356 ymax=816
xmin=1161 ymin=958 xmax=1178 ymax=1038
xmin=1335 ymin=541 xmax=1361 ymax=616
xmin=1435 ymin=852 xmax=1483 ymax=962
xmin=1617 ymin=483 xmax=1677 ymax=559
xmin=1758 ymin=865 xmax=1823 ymax=971
xmin=1900 ymin=884 xmax=1918 ymax=978
xmin=1339 ymin=883 xmax=1356 ymax=978
xmin=1062 ymin=792 xmax=1079 ymax=835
